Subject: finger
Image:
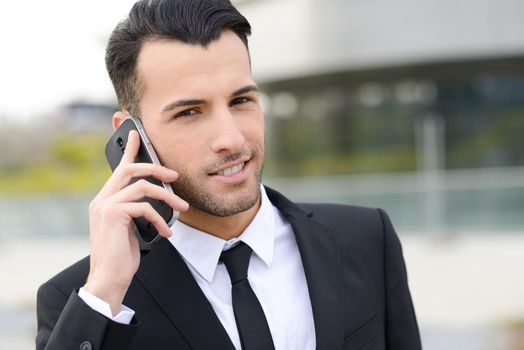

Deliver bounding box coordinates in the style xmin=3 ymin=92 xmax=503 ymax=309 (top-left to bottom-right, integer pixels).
xmin=117 ymin=163 xmax=179 ymax=186
xmin=109 ymin=179 xmax=189 ymax=212
xmin=99 ymin=163 xmax=179 ymax=198
xmin=120 ymin=202 xmax=174 ymax=238
xmin=120 ymin=130 xmax=140 ymax=165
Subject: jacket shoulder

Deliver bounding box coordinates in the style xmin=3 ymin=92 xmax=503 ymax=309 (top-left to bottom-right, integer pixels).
xmin=298 ymin=202 xmax=383 ymax=229
xmin=265 ymin=185 xmax=388 ymax=238
xmin=40 ymin=256 xmax=90 ymax=296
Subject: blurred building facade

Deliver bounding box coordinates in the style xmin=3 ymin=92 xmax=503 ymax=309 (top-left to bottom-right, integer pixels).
xmin=236 ymin=0 xmax=524 ymax=233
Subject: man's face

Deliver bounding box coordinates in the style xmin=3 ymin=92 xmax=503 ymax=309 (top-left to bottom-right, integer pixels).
xmin=135 ymin=30 xmax=264 ymax=217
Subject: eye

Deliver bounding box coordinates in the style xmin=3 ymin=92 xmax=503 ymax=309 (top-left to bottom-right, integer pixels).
xmin=175 ymin=108 xmax=199 ymax=119
xmin=230 ymin=96 xmax=253 ymax=106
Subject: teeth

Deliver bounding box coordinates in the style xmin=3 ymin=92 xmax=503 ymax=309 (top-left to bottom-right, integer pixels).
xmin=217 ymin=162 xmax=245 ymax=176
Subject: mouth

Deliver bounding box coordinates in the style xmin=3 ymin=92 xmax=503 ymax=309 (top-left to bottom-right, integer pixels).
xmin=216 ymin=161 xmax=245 ymax=176
xmin=209 ymin=158 xmax=251 ymax=178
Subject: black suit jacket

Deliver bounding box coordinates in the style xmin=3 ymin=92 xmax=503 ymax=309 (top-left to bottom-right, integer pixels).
xmin=36 ymin=187 xmax=422 ymax=350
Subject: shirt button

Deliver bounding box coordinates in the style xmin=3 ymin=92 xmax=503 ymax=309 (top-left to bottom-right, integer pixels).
xmin=80 ymin=341 xmax=93 ymax=350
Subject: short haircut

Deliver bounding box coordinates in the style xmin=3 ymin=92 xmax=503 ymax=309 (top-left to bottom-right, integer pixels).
xmin=105 ymin=0 xmax=251 ymax=117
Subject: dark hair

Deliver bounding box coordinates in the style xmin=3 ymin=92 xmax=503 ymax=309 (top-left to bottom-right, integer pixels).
xmin=105 ymin=0 xmax=251 ymax=116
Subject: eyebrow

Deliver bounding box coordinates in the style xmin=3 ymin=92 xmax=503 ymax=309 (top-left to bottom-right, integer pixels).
xmin=231 ymin=84 xmax=259 ymax=97
xmin=160 ymin=84 xmax=259 ymax=114
xmin=161 ymin=98 xmax=206 ymax=113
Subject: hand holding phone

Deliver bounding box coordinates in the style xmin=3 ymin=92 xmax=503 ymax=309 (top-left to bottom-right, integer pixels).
xmin=105 ymin=117 xmax=180 ymax=243
xmin=84 ymin=118 xmax=188 ymax=313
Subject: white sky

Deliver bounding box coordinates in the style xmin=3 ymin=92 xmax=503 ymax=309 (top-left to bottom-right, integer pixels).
xmin=0 ymin=1 xmax=138 ymax=121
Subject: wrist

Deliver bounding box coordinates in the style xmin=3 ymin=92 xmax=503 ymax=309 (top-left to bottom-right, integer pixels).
xmin=84 ymin=276 xmax=129 ymax=315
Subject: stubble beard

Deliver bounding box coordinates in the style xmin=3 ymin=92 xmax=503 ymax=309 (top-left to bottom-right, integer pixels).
xmin=171 ymin=148 xmax=264 ymax=217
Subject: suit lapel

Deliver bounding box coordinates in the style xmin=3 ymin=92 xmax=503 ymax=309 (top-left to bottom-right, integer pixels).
xmin=136 ymin=238 xmax=235 ymax=350
xmin=266 ymin=187 xmax=344 ymax=350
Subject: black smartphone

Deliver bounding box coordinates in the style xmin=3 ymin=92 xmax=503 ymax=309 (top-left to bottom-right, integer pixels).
xmin=105 ymin=116 xmax=179 ymax=243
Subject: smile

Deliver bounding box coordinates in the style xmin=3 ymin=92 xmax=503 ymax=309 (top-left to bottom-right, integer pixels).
xmin=216 ymin=162 xmax=245 ymax=176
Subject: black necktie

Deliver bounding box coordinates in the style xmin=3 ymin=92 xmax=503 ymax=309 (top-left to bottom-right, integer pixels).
xmin=220 ymin=242 xmax=275 ymax=350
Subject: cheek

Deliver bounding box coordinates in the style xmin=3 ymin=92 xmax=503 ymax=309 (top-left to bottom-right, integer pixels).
xmin=250 ymin=117 xmax=265 ymax=148
xmin=156 ymin=139 xmax=197 ymax=172
xmin=145 ymin=130 xmax=187 ymax=170
xmin=240 ymin=111 xmax=264 ymax=139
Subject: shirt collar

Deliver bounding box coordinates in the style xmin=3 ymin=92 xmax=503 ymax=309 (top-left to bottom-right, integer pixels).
xmin=167 ymin=186 xmax=275 ymax=283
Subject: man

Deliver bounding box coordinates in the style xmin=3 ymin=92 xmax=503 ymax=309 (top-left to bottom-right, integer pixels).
xmin=36 ymin=0 xmax=422 ymax=349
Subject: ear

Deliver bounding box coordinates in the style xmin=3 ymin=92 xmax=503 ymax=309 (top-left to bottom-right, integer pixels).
xmin=112 ymin=111 xmax=129 ymax=130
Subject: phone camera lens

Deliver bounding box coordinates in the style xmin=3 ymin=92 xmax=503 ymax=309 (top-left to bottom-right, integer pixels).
xmin=117 ymin=137 xmax=124 ymax=148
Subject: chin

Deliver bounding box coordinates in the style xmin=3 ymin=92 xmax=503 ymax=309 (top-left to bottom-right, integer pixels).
xmin=200 ymin=181 xmax=261 ymax=217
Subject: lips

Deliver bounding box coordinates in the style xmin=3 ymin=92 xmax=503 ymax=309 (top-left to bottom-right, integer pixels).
xmin=207 ymin=151 xmax=254 ymax=180
xmin=216 ymin=161 xmax=245 ymax=176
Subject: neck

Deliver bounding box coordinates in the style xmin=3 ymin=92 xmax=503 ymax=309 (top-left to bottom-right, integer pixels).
xmin=177 ymin=196 xmax=261 ymax=240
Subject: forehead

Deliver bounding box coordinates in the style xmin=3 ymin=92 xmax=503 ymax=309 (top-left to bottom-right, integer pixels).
xmin=136 ymin=30 xmax=252 ymax=97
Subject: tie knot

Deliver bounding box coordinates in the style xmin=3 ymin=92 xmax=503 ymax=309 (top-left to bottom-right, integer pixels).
xmin=220 ymin=242 xmax=253 ymax=284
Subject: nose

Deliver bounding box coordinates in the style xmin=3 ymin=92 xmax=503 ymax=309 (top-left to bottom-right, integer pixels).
xmin=209 ymin=107 xmax=246 ymax=154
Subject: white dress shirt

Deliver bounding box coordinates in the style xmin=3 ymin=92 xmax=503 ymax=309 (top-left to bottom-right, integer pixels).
xmin=80 ymin=186 xmax=316 ymax=349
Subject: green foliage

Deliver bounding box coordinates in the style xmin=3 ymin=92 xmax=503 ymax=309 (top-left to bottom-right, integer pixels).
xmin=266 ymin=146 xmax=416 ymax=177
xmin=52 ymin=133 xmax=109 ymax=168
xmin=0 ymin=133 xmax=111 ymax=196
xmin=447 ymin=109 xmax=524 ymax=168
